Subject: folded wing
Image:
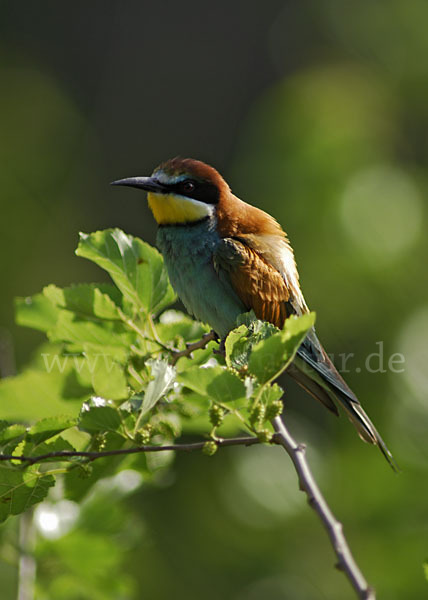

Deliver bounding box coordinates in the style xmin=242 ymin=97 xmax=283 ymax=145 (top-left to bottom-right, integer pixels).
xmin=214 ymin=236 xmax=397 ymax=470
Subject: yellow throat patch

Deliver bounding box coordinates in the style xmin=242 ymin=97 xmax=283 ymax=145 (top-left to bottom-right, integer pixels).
xmin=147 ymin=192 xmax=213 ymax=225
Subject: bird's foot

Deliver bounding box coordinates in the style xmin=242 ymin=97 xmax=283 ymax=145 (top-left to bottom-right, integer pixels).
xmin=213 ymin=336 xmax=226 ymax=357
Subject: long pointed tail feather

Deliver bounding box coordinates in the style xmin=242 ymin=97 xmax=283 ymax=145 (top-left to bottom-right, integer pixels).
xmin=338 ymin=394 xmax=399 ymax=472
xmin=289 ymin=330 xmax=399 ymax=471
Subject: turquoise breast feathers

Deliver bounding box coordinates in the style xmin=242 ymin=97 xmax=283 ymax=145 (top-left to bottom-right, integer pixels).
xmin=156 ymin=219 xmax=245 ymax=337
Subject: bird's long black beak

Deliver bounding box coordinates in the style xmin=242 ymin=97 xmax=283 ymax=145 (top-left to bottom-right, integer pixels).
xmin=110 ymin=176 xmax=167 ymax=193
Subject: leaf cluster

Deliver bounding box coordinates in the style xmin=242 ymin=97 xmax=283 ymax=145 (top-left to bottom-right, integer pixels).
xmin=0 ymin=229 xmax=314 ymax=521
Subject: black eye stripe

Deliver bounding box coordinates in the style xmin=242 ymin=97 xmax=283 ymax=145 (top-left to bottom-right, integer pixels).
xmin=166 ymin=179 xmax=220 ymax=205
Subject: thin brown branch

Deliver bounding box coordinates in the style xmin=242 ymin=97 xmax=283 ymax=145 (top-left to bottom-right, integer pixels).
xmin=272 ymin=416 xmax=375 ymax=600
xmin=0 ymin=434 xmax=265 ymax=465
xmin=170 ymin=330 xmax=217 ymax=365
xmin=1 ymin=397 xmax=376 ymax=600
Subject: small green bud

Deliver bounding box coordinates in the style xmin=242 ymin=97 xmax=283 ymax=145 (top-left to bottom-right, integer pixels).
xmin=250 ymin=403 xmax=266 ymax=427
xmin=76 ymin=462 xmax=93 ymax=479
xmin=135 ymin=424 xmax=153 ymax=445
xmin=266 ymin=399 xmax=284 ymax=420
xmin=91 ymin=433 xmax=107 ymax=452
xmin=209 ymin=404 xmax=225 ymax=427
xmin=257 ymin=429 xmax=273 ymax=443
xmin=202 ymin=441 xmax=218 ymax=456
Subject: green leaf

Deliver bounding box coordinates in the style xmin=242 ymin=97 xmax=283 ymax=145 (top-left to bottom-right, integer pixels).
xmin=259 ymin=383 xmax=283 ymax=405
xmin=0 ymin=422 xmax=27 ymax=445
xmin=76 ymin=229 xmax=176 ymax=314
xmin=0 ymin=369 xmax=85 ymax=421
xmin=140 ymin=359 xmax=176 ymax=416
xmin=47 ymin=310 xmax=132 ymax=348
xmin=44 ymin=283 xmax=122 ymax=320
xmin=24 ymin=435 xmax=76 ymax=460
xmin=423 ymin=562 xmax=428 ymax=583
xmin=248 ymin=313 xmax=316 ymax=383
xmin=235 ymin=310 xmax=258 ymax=327
xmin=38 ymin=346 xmax=129 ymax=397
xmin=178 ymin=366 xmax=246 ymax=404
xmin=15 ymin=293 xmax=59 ymax=332
xmin=78 ymin=403 xmax=123 ymax=435
xmin=27 ymin=416 xmax=77 ymax=446
xmin=0 ymin=423 xmax=28 ymax=455
xmin=0 ymin=465 xmax=55 ymax=522
xmin=156 ymin=310 xmax=209 ymax=344
xmin=225 ymin=324 xmax=252 ymax=370
xmin=226 ymin=316 xmax=279 ymax=370
xmin=90 ymin=357 xmax=128 ymax=401
xmin=64 ymin=432 xmax=126 ymax=502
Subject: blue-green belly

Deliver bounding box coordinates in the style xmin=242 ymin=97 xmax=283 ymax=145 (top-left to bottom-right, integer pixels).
xmin=156 ymin=220 xmax=245 ymax=337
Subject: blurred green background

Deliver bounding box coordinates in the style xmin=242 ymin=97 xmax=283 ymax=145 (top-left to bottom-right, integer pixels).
xmin=1 ymin=1 xmax=427 ymax=598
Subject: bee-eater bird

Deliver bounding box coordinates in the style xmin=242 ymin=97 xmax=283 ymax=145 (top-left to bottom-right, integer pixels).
xmin=112 ymin=157 xmax=396 ymax=469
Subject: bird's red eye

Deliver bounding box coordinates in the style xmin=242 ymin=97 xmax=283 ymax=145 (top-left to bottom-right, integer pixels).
xmin=182 ymin=181 xmax=195 ymax=194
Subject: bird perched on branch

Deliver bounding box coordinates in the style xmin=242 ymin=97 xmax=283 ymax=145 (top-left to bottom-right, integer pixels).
xmin=112 ymin=157 xmax=396 ymax=470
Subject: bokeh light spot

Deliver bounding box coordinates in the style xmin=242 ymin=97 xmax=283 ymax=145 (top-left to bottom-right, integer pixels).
xmin=341 ymin=165 xmax=422 ymax=264
xmin=37 ymin=509 xmax=59 ymax=533
xmin=396 ymin=306 xmax=428 ymax=405
xmin=34 ymin=500 xmax=79 ymax=539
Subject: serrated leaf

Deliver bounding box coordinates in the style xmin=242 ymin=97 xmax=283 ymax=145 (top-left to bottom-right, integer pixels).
xmin=15 ymin=293 xmax=59 ymax=332
xmin=141 ymin=360 xmax=176 ymax=416
xmin=76 ymin=229 xmax=176 ymax=314
xmin=44 ymin=283 xmax=121 ymax=320
xmin=248 ymin=313 xmax=316 ymax=383
xmin=78 ymin=405 xmax=123 ymax=435
xmin=0 ymin=465 xmax=55 ymax=522
xmin=178 ymin=366 xmax=246 ymax=404
xmin=225 ymin=324 xmax=251 ymax=370
xmin=27 ymin=416 xmax=77 ymax=446
xmin=226 ymin=317 xmax=279 ymax=370
xmin=259 ymin=383 xmax=283 ymax=405
xmin=0 ymin=423 xmax=27 ymax=445
xmin=0 ymin=423 xmax=28 ymax=456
